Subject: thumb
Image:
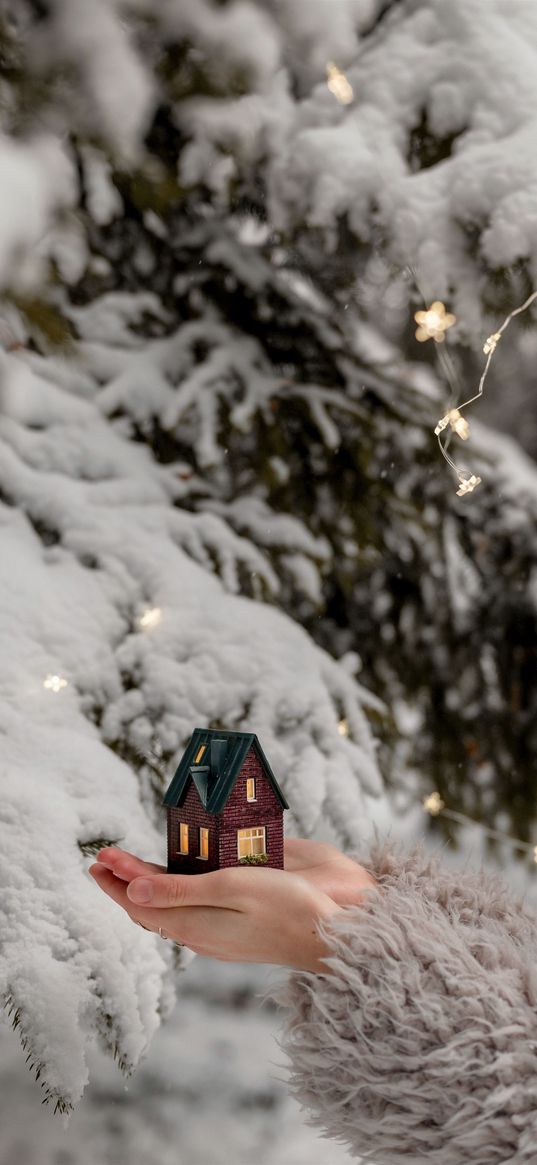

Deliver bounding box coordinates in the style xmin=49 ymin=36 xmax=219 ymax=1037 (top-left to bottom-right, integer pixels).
xmin=126 ymin=868 xmax=247 ymax=910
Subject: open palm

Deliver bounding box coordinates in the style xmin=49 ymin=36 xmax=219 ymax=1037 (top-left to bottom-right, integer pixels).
xmin=283 ymin=838 xmax=377 ymax=906
xmin=91 ymin=841 xmax=374 ymax=971
xmin=94 ymin=839 xmax=376 ymax=909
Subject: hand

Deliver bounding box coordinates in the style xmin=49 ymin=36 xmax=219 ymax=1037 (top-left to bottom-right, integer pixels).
xmin=89 ymin=841 xmax=374 ymax=973
xmin=282 ymin=838 xmax=377 ymax=906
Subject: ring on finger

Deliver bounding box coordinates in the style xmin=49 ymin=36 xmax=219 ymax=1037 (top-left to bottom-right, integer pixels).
xmin=159 ymin=926 xmax=184 ymax=948
xmin=137 ymin=921 xmax=183 ymax=948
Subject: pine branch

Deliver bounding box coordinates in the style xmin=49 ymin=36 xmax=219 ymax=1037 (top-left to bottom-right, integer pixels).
xmin=77 ymin=838 xmax=122 ymax=857
xmin=3 ymin=991 xmax=74 ymax=1116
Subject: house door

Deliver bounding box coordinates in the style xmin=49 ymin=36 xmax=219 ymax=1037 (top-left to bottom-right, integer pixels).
xmin=237 ymin=826 xmax=266 ymax=859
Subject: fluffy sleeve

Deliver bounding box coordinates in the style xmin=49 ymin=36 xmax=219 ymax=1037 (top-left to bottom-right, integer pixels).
xmin=268 ymin=831 xmax=537 ymax=1165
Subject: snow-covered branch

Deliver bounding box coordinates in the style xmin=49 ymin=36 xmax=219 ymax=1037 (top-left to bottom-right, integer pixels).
xmin=0 ymin=347 xmax=382 ymax=1109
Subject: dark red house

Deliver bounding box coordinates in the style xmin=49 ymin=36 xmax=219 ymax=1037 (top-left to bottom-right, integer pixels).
xmin=163 ymin=728 xmax=289 ymax=874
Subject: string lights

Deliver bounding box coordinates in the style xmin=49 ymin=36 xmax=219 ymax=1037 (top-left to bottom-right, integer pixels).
xmin=326 ymin=62 xmax=354 ymax=105
xmin=414 ymin=301 xmax=456 ymax=344
xmin=421 ymin=288 xmax=537 ymax=496
xmin=423 ymin=792 xmax=537 ymax=866
xmin=43 ymin=674 xmax=68 ymax=692
xmin=138 ymin=606 xmax=162 ymax=630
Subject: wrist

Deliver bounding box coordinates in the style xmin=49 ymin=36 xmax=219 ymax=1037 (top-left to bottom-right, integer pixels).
xmin=297 ymin=906 xmax=342 ymax=974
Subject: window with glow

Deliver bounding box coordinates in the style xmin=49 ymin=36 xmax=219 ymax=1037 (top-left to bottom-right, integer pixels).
xmin=237 ymin=826 xmax=266 ymax=858
xmin=179 ymin=822 xmax=189 ymax=854
xmin=246 ymin=777 xmax=256 ymax=801
xmin=199 ymin=827 xmax=209 ymax=859
xmin=194 ymin=743 xmax=206 ymax=764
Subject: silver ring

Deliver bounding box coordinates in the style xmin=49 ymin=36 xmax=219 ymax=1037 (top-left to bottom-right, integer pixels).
xmin=138 ymin=922 xmax=183 ymax=947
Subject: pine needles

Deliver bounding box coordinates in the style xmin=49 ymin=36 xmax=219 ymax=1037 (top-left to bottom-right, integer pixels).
xmin=3 ymin=991 xmax=73 ymax=1116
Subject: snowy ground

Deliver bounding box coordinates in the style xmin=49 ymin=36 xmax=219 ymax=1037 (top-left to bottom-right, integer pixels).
xmin=2 ymin=785 xmax=535 ymax=1165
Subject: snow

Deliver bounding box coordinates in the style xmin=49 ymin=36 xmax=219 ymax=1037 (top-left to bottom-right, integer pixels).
xmin=0 ymin=958 xmax=355 ymax=1164
xmin=442 ymin=515 xmax=481 ymax=633
xmin=0 ymin=134 xmax=75 ymax=292
xmin=1 ymin=0 xmax=537 ymax=1150
xmin=473 ymin=420 xmax=537 ymax=511
xmin=3 ymin=2 xmax=537 ymax=345
xmin=31 ymin=0 xmax=155 ymax=159
xmin=0 ymin=345 xmax=381 ymax=1109
xmin=173 ymin=0 xmax=537 ymax=339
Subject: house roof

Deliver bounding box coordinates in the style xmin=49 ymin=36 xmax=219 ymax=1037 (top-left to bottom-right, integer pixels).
xmin=162 ymin=728 xmax=289 ymax=814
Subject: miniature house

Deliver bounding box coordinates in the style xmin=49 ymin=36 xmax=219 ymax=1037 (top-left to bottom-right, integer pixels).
xmin=163 ymin=728 xmax=289 ymax=874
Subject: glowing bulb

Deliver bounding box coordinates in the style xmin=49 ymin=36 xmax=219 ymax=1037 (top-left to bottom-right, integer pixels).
xmin=338 ymin=718 xmax=349 ymax=736
xmin=435 ymin=408 xmax=470 ymax=440
xmin=456 ymin=474 xmax=482 ymax=497
xmin=425 ymin=309 xmax=442 ymax=330
xmin=326 ymin=63 xmax=354 ymax=105
xmin=434 ymin=414 xmax=450 ymax=435
xmin=423 ymin=791 xmax=445 ymax=816
xmin=43 ymin=674 xmax=68 ymax=693
xmin=414 ymin=301 xmax=456 ymax=343
xmin=449 ymin=409 xmax=470 ymax=440
xmin=139 ymin=607 xmax=162 ymax=630
xmin=483 ymin=332 xmax=501 ymax=355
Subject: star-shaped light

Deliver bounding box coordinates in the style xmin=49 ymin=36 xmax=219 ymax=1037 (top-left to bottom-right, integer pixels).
xmin=43 ymin=674 xmax=68 ymax=693
xmin=415 ymin=301 xmax=456 ymax=343
xmin=423 ymin=791 xmax=445 ymax=816
xmin=326 ymin=63 xmax=354 ymax=105
xmin=139 ymin=606 xmax=162 ymax=630
xmin=456 ymin=473 xmax=482 ymax=497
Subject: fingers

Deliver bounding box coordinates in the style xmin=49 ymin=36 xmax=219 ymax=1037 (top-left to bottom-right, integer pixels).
xmin=89 ymin=863 xmax=177 ymax=934
xmin=95 ymin=847 xmax=166 ymax=882
xmin=89 ymin=862 xmax=211 ymax=951
xmin=89 ymin=862 xmax=136 ymax=913
xmin=283 ymin=838 xmax=314 ymax=870
xmin=125 ymin=866 xmax=266 ymax=911
xmin=284 ymin=838 xmax=346 ymax=867
xmin=89 ymin=859 xmax=342 ymax=968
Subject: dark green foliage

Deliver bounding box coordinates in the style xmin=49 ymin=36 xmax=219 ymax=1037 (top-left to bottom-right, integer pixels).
xmin=77 ymin=838 xmax=122 ymax=857
xmin=3 ymin=992 xmax=74 ymax=1115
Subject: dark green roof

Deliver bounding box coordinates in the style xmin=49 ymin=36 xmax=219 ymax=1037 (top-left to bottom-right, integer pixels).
xmin=162 ymin=728 xmax=289 ymax=814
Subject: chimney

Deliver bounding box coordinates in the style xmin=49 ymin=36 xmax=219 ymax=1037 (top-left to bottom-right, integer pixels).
xmin=210 ymin=738 xmax=227 ymax=778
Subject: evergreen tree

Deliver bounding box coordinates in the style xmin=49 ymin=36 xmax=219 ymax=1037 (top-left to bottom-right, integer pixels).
xmin=1 ymin=0 xmax=537 ymax=1110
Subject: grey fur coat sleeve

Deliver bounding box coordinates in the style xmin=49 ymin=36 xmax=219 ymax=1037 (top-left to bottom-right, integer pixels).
xmin=268 ymin=831 xmax=537 ymax=1165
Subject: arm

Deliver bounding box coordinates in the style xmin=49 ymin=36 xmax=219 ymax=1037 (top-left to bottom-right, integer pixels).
xmin=90 ymin=833 xmax=537 ymax=1163
xmin=268 ymin=831 xmax=537 ymax=1164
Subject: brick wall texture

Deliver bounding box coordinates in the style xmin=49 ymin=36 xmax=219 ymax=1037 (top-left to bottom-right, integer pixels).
xmin=166 ymin=747 xmax=284 ymax=874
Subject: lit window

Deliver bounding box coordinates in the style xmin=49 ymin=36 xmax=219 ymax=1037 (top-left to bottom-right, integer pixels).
xmin=199 ymin=827 xmax=209 ymax=859
xmin=194 ymin=744 xmax=206 ymax=764
xmin=246 ymin=777 xmax=256 ymax=801
xmin=179 ymin=823 xmax=189 ymax=855
xmin=237 ymin=827 xmax=266 ymax=859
